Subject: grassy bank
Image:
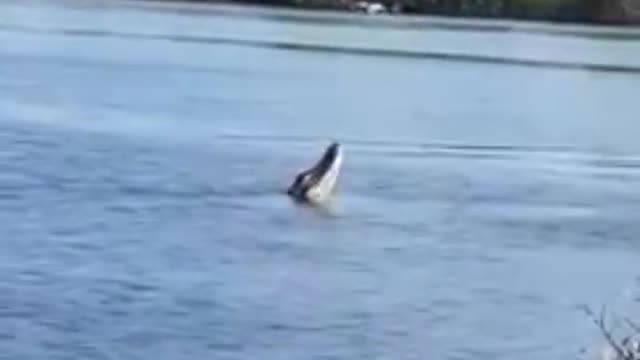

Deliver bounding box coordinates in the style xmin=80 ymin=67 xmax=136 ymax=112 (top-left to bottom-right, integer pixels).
xmin=229 ymin=0 xmax=640 ymax=25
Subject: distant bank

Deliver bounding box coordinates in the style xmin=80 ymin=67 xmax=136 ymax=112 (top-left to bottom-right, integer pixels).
xmin=197 ymin=0 xmax=640 ymax=25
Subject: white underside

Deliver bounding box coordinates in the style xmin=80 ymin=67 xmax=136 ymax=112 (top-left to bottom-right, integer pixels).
xmin=306 ymin=150 xmax=342 ymax=204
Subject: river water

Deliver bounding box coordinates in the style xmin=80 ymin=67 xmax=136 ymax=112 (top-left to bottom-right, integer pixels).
xmin=1 ymin=1 xmax=639 ymax=359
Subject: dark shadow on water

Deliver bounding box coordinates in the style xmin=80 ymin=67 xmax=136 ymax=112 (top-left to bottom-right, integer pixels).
xmin=2 ymin=24 xmax=640 ymax=75
xmin=212 ymin=133 xmax=585 ymax=156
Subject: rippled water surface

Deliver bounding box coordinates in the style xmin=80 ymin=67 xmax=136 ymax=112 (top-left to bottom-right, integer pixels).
xmin=1 ymin=1 xmax=640 ymax=359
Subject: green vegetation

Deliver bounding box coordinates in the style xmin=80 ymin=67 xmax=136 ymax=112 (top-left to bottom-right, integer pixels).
xmin=232 ymin=0 xmax=639 ymax=24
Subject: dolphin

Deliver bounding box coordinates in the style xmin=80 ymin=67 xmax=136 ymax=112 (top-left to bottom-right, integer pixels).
xmin=287 ymin=142 xmax=343 ymax=205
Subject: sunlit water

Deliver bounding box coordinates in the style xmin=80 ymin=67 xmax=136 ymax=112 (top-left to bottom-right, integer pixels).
xmin=1 ymin=1 xmax=639 ymax=359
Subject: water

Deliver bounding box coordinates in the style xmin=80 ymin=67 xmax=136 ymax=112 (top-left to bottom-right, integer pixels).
xmin=1 ymin=1 xmax=639 ymax=359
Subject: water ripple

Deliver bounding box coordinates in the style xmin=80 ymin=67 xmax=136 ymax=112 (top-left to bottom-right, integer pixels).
xmin=2 ymin=24 xmax=640 ymax=74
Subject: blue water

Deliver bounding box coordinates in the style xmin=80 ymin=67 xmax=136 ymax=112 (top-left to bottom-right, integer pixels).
xmin=1 ymin=1 xmax=639 ymax=359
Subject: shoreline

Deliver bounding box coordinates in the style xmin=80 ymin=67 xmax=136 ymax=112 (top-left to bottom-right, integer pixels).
xmin=117 ymin=0 xmax=640 ymax=39
xmin=146 ymin=0 xmax=640 ymax=26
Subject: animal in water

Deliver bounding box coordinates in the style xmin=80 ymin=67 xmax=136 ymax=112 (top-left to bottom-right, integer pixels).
xmin=287 ymin=142 xmax=343 ymax=205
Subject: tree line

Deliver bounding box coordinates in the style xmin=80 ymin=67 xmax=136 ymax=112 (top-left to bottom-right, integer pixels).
xmin=232 ymin=0 xmax=640 ymax=24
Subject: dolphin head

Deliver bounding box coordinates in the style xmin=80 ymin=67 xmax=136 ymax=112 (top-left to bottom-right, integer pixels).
xmin=287 ymin=142 xmax=342 ymax=204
